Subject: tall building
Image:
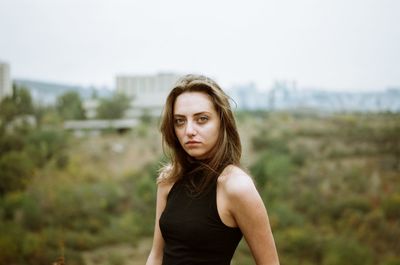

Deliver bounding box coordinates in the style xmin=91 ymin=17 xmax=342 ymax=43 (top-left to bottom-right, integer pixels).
xmin=116 ymin=72 xmax=180 ymax=117
xmin=0 ymin=61 xmax=12 ymax=101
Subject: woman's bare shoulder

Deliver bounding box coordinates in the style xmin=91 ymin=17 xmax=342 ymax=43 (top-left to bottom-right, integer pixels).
xmin=157 ymin=164 xmax=176 ymax=195
xmin=218 ymin=165 xmax=256 ymax=197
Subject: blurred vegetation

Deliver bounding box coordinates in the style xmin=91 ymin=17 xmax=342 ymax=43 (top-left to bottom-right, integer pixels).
xmin=96 ymin=93 xmax=131 ymax=120
xmin=234 ymin=111 xmax=400 ymax=265
xmin=1 ymin=87 xmax=399 ymax=264
xmin=0 ymin=84 xmax=34 ymax=122
xmin=56 ymin=91 xmax=86 ymax=120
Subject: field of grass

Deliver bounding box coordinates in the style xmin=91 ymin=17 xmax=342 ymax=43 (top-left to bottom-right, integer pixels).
xmin=1 ymin=111 xmax=399 ymax=265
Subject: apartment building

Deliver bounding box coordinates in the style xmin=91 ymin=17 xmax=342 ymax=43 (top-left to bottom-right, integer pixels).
xmin=116 ymin=72 xmax=180 ymax=117
xmin=0 ymin=61 xmax=12 ymax=101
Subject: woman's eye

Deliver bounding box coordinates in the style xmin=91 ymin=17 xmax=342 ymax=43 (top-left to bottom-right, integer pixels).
xmin=198 ymin=116 xmax=209 ymax=123
xmin=175 ymin=119 xmax=185 ymax=126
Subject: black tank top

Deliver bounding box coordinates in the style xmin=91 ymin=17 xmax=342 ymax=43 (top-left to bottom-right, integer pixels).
xmin=159 ymin=176 xmax=243 ymax=265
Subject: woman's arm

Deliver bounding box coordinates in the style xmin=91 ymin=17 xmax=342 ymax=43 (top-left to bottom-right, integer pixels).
xmin=145 ymin=180 xmax=173 ymax=265
xmin=226 ymin=172 xmax=280 ymax=265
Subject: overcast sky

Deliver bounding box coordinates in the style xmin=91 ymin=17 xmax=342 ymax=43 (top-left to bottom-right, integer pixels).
xmin=1 ymin=0 xmax=399 ymax=91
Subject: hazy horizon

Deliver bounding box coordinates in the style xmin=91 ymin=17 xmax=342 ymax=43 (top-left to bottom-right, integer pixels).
xmin=1 ymin=0 xmax=399 ymax=92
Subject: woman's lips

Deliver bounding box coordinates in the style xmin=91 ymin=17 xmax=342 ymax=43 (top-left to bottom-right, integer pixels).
xmin=185 ymin=140 xmax=201 ymax=146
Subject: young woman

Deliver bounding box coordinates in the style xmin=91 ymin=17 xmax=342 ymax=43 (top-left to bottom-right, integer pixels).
xmin=146 ymin=74 xmax=280 ymax=265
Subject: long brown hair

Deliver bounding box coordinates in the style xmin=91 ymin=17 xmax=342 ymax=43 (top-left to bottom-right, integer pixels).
xmin=159 ymin=74 xmax=242 ymax=194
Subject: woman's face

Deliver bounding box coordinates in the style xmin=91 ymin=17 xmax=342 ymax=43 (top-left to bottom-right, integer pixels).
xmin=173 ymin=91 xmax=221 ymax=160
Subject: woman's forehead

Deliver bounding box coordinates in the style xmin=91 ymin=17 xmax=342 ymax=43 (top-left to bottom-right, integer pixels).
xmin=173 ymin=92 xmax=216 ymax=116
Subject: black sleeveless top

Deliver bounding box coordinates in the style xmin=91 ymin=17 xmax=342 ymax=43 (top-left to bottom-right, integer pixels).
xmin=159 ymin=175 xmax=243 ymax=265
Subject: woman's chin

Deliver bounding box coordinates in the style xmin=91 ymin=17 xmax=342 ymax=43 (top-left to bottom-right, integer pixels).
xmin=186 ymin=150 xmax=206 ymax=160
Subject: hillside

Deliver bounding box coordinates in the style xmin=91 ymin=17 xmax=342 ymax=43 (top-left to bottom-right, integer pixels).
xmin=0 ymin=112 xmax=399 ymax=265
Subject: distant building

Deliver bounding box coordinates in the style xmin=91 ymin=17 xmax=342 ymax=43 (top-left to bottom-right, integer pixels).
xmin=228 ymin=83 xmax=265 ymax=110
xmin=0 ymin=61 xmax=12 ymax=101
xmin=116 ymin=73 xmax=180 ymax=117
xmin=228 ymin=80 xmax=400 ymax=113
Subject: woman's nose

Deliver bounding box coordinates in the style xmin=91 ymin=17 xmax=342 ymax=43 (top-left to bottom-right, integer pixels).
xmin=185 ymin=122 xmax=197 ymax=136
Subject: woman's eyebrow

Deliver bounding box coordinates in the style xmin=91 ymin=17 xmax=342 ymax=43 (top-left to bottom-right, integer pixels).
xmin=174 ymin=111 xmax=212 ymax=117
xmin=193 ymin=111 xmax=212 ymax=116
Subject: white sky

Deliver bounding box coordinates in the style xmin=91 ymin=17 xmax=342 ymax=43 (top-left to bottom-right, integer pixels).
xmin=1 ymin=0 xmax=399 ymax=91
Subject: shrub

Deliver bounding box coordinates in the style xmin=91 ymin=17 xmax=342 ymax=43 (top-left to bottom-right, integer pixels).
xmin=21 ymin=194 xmax=43 ymax=230
xmin=322 ymin=237 xmax=373 ymax=265
xmin=329 ymin=196 xmax=371 ymax=220
xmin=382 ymin=194 xmax=400 ymax=220
xmin=382 ymin=257 xmax=400 ymax=265
xmin=251 ymin=132 xmax=290 ymax=153
xmin=0 ymin=222 xmax=23 ymax=264
xmin=0 ymin=132 xmax=25 ymax=155
xmin=276 ymin=226 xmax=323 ymax=263
xmin=270 ymin=204 xmax=305 ymax=229
xmin=0 ymin=151 xmax=34 ymax=195
xmin=25 ymin=129 xmax=68 ymax=167
xmin=250 ymin=151 xmax=295 ymax=202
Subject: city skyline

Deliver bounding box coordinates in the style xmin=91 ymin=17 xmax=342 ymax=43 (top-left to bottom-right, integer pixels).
xmin=1 ymin=0 xmax=399 ymax=91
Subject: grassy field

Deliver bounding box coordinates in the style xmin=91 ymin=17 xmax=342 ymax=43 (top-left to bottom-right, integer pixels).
xmin=1 ymin=111 xmax=399 ymax=265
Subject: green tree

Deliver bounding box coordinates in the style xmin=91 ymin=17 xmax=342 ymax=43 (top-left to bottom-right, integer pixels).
xmin=96 ymin=93 xmax=131 ymax=119
xmin=56 ymin=91 xmax=85 ymax=120
xmin=0 ymin=85 xmax=34 ymax=122
xmin=0 ymin=97 xmax=18 ymax=122
xmin=32 ymin=104 xmax=57 ymax=127
xmin=13 ymin=85 xmax=34 ymax=115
